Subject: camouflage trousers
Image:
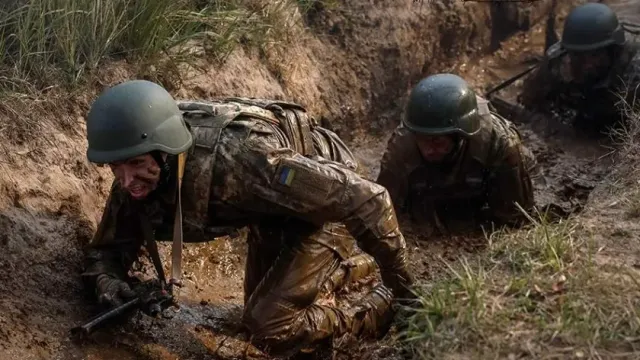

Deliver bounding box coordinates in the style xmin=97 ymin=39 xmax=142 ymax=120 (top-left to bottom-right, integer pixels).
xmin=241 ymin=218 xmax=393 ymax=356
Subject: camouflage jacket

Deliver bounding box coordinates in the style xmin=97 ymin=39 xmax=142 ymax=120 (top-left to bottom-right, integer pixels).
xmin=81 ymin=98 xmax=412 ymax=294
xmin=376 ymin=110 xmax=535 ymax=229
xmin=520 ymin=41 xmax=640 ymax=130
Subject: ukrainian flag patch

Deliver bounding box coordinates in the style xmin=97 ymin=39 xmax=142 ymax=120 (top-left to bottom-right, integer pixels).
xmin=278 ymin=166 xmax=296 ymax=186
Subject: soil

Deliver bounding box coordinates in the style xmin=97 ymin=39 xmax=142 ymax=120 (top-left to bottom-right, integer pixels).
xmin=1 ymin=0 xmax=636 ymax=359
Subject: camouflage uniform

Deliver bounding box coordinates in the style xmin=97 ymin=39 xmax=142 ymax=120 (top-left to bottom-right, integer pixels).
xmin=377 ymin=95 xmax=535 ymax=232
xmin=81 ymin=95 xmax=413 ymax=355
xmin=520 ymin=3 xmax=640 ymax=133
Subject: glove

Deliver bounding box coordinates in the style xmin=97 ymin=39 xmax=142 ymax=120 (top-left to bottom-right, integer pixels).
xmin=95 ymin=273 xmax=137 ymax=308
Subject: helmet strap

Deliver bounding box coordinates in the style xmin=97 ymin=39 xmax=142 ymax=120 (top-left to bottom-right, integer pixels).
xmin=442 ymin=135 xmax=465 ymax=163
xmin=150 ymin=150 xmax=173 ymax=191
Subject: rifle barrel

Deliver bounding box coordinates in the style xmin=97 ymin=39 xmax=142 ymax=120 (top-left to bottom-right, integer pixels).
xmin=485 ymin=64 xmax=539 ymax=98
xmin=71 ymin=297 xmax=141 ymax=337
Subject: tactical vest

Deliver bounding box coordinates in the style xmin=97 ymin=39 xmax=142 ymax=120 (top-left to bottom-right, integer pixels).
xmin=175 ymin=97 xmax=320 ymax=242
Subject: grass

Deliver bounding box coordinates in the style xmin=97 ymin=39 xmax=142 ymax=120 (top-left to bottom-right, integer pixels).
xmin=0 ymin=0 xmax=329 ymax=94
xmin=400 ymin=206 xmax=640 ymax=359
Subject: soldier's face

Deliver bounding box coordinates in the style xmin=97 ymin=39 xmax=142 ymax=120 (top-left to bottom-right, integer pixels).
xmin=108 ymin=154 xmax=162 ymax=200
xmin=415 ymin=134 xmax=455 ymax=162
xmin=569 ymin=49 xmax=611 ymax=84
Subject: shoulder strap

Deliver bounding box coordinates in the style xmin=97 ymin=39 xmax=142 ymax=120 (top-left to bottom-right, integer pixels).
xmin=223 ymin=97 xmax=317 ymax=156
xmin=177 ymin=101 xmax=238 ymax=242
xmin=169 ymin=152 xmax=187 ymax=294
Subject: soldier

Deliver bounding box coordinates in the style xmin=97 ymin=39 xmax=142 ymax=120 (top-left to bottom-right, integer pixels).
xmin=377 ymin=74 xmax=535 ymax=234
xmin=519 ymin=2 xmax=640 ymax=134
xmin=79 ymin=80 xmax=414 ymax=357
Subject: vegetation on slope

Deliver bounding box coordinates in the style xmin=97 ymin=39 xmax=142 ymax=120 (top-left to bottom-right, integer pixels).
xmin=0 ymin=0 xmax=336 ymax=94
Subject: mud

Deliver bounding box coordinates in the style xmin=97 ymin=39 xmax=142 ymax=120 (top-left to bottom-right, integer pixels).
xmin=0 ymin=0 xmax=630 ymax=359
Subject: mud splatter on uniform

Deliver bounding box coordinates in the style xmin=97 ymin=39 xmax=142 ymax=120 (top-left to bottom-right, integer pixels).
xmin=81 ymin=98 xmax=413 ymax=355
xmin=377 ymin=109 xmax=535 ymax=233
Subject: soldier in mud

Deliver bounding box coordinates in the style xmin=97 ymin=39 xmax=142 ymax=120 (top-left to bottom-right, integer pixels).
xmin=519 ymin=2 xmax=640 ymax=135
xmin=377 ymin=73 xmax=536 ymax=234
xmin=79 ymin=80 xmax=414 ymax=356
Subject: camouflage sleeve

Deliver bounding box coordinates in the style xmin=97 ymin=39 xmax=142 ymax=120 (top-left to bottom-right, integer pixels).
xmin=485 ymin=131 xmax=535 ymax=226
xmin=375 ymin=128 xmax=413 ymax=213
xmin=81 ymin=182 xmax=145 ymax=290
xmin=218 ymin=130 xmax=414 ymax=296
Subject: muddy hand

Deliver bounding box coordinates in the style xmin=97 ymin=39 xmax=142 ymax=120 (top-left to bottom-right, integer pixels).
xmin=95 ymin=274 xmax=137 ymax=308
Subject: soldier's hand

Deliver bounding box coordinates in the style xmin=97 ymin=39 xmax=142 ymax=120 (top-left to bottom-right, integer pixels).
xmin=95 ymin=274 xmax=136 ymax=308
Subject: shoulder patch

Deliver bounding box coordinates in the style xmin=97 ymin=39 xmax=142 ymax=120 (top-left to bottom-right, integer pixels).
xmin=271 ymin=156 xmax=336 ymax=203
xmin=277 ymin=165 xmax=297 ymax=186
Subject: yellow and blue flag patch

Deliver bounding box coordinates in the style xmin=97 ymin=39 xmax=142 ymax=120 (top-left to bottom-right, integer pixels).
xmin=278 ymin=166 xmax=296 ymax=186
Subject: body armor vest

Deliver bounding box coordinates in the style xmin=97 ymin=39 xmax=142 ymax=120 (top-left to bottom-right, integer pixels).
xmin=174 ymin=97 xmax=320 ymax=242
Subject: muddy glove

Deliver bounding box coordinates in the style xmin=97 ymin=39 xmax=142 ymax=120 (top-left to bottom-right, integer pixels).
xmin=95 ymin=273 xmax=137 ymax=308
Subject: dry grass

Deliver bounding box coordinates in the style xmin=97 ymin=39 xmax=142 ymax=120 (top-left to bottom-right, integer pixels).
xmin=0 ymin=0 xmax=327 ymax=94
xmin=400 ymin=208 xmax=640 ymax=359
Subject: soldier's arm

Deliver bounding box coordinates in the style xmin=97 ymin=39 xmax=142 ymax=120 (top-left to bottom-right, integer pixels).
xmin=485 ymin=137 xmax=535 ymax=227
xmin=375 ymin=128 xmax=411 ymax=214
xmin=228 ymin=136 xmax=414 ymax=297
xmin=81 ymin=182 xmax=145 ymax=291
xmin=520 ymin=46 xmax=566 ymax=111
xmin=520 ymin=59 xmax=555 ymax=111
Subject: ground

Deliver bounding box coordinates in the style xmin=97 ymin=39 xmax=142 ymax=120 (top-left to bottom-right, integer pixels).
xmin=1 ymin=0 xmax=639 ymax=359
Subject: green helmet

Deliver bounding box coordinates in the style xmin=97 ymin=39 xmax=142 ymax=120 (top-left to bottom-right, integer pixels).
xmin=561 ymin=3 xmax=625 ymax=52
xmin=403 ymin=73 xmax=481 ymax=136
xmin=86 ymin=80 xmax=193 ymax=164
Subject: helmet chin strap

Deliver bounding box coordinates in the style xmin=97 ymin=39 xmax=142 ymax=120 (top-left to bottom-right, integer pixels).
xmin=441 ymin=135 xmax=465 ymax=164
xmin=150 ymin=150 xmax=173 ymax=191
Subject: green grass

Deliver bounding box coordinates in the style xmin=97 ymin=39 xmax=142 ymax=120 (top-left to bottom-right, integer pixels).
xmin=0 ymin=0 xmax=327 ymax=93
xmin=400 ymin=208 xmax=640 ymax=359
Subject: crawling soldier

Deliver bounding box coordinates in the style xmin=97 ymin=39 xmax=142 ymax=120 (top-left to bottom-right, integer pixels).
xmin=377 ymin=73 xmax=536 ymax=234
xmin=80 ymin=80 xmax=414 ymax=356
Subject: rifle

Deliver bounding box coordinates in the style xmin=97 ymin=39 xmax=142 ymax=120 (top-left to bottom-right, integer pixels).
xmin=70 ymin=280 xmax=176 ymax=339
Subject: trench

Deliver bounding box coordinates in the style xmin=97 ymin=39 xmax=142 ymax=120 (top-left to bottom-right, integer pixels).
xmin=0 ymin=1 xmax=630 ymax=360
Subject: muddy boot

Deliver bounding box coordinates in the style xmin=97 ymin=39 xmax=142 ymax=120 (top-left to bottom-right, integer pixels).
xmin=350 ymin=284 xmax=394 ymax=339
xmin=322 ymin=253 xmax=378 ymax=294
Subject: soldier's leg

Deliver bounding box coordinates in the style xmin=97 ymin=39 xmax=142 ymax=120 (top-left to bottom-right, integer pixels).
xmin=241 ymin=223 xmax=394 ymax=356
xmin=244 ymin=220 xmax=371 ymax=304
xmin=244 ymin=222 xmax=286 ymax=305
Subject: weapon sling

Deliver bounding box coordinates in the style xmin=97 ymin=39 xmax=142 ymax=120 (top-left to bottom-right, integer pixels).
xmin=140 ymin=152 xmax=187 ymax=295
xmin=170 ymin=152 xmax=186 ymax=292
